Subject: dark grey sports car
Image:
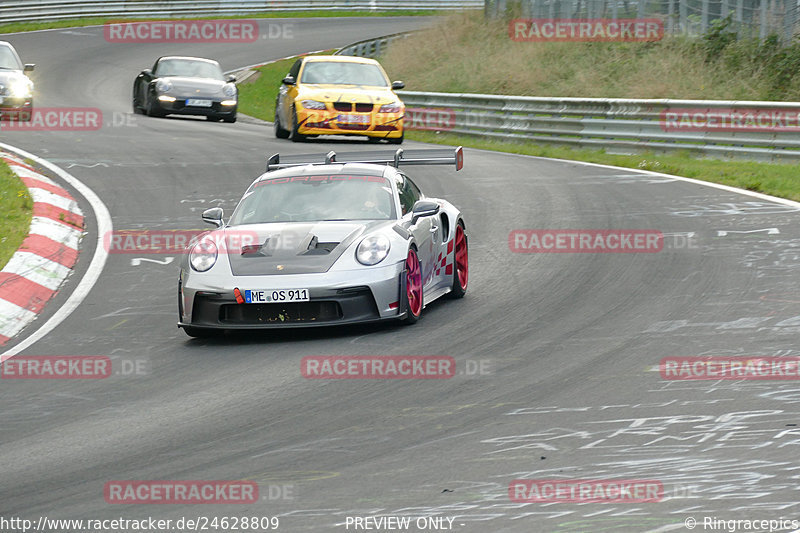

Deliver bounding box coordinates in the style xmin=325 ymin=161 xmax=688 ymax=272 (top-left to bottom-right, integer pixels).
xmin=132 ymin=56 xmax=237 ymax=122
xmin=0 ymin=41 xmax=34 ymax=122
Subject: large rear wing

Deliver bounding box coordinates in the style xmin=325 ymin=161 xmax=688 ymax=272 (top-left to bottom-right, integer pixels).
xmin=266 ymin=146 xmax=463 ymax=172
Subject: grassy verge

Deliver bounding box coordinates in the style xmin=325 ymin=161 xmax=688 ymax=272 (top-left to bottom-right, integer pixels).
xmin=406 ymin=131 xmax=800 ymax=202
xmin=0 ymin=11 xmax=447 ymax=35
xmin=0 ymin=160 xmax=33 ymax=270
xmin=381 ymin=12 xmax=800 ymax=101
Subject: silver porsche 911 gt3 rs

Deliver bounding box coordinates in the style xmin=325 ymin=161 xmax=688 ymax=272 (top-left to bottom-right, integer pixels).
xmin=177 ymin=147 xmax=468 ymax=337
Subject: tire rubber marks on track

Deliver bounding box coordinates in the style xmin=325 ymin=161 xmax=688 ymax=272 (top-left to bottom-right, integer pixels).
xmin=670 ymin=202 xmax=800 ymax=217
xmin=0 ymin=152 xmax=84 ymax=346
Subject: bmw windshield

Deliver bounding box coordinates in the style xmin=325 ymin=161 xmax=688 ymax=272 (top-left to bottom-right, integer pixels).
xmin=300 ymin=61 xmax=389 ymax=87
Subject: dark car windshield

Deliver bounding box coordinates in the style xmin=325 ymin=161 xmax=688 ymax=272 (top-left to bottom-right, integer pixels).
xmin=155 ymin=59 xmax=223 ymax=80
xmin=300 ymin=61 xmax=388 ymax=87
xmin=230 ymin=175 xmax=396 ymax=224
xmin=0 ymin=46 xmax=23 ymax=70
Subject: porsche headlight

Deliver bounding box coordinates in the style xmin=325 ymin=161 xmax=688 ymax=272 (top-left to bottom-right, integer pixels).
xmin=223 ymin=83 xmax=237 ymax=97
xmin=301 ymin=100 xmax=327 ymax=110
xmin=189 ymin=238 xmax=218 ymax=272
xmin=155 ymin=80 xmax=172 ymax=93
xmin=8 ymin=79 xmax=32 ymax=98
xmin=356 ymin=235 xmax=391 ymax=266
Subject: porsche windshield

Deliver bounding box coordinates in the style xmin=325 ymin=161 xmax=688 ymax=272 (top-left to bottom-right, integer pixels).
xmin=230 ymin=175 xmax=396 ymax=224
xmin=155 ymin=59 xmax=224 ymax=80
xmin=300 ymin=61 xmax=388 ymax=87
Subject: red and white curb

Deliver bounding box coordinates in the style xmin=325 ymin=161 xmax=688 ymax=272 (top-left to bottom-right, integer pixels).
xmin=0 ymin=151 xmax=84 ymax=346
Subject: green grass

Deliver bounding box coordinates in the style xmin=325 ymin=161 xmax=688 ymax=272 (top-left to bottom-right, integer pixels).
xmin=381 ymin=11 xmax=800 ymax=101
xmin=0 ymin=11 xmax=449 ymax=35
xmin=406 ymin=130 xmax=800 ymax=202
xmin=0 ymin=160 xmax=33 ymax=270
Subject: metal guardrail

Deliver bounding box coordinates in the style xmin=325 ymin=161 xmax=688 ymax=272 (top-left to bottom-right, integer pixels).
xmin=396 ymin=91 xmax=800 ymax=161
xmin=0 ymin=1 xmax=483 ymax=24
xmin=335 ymin=31 xmax=417 ymax=57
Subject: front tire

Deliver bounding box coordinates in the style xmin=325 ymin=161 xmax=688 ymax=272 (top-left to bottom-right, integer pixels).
xmin=132 ymin=85 xmax=145 ymax=114
xmin=146 ymin=92 xmax=165 ymax=117
xmin=402 ymin=247 xmax=423 ymax=324
xmin=289 ymin=106 xmax=306 ymax=142
xmin=388 ymin=131 xmax=404 ymax=145
xmin=449 ymin=222 xmax=468 ymax=298
xmin=275 ymin=108 xmax=290 ymax=138
xmin=223 ymin=113 xmax=237 ymax=123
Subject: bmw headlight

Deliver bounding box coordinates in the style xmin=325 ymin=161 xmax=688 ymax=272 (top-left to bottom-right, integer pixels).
xmin=189 ymin=238 xmax=218 ymax=272
xmin=356 ymin=235 xmax=391 ymax=266
xmin=378 ymin=102 xmax=402 ymax=113
xmin=8 ymin=79 xmax=32 ymax=98
xmin=301 ymin=100 xmax=327 ymax=110
xmin=155 ymin=79 xmax=172 ymax=93
xmin=223 ymin=83 xmax=237 ymax=97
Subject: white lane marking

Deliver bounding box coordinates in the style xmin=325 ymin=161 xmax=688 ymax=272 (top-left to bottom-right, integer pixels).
xmin=489 ymin=149 xmax=800 ymax=209
xmin=131 ymin=257 xmax=174 ymax=266
xmin=0 ymin=142 xmax=112 ymax=357
xmin=2 ymin=252 xmax=71 ymax=291
xmin=716 ymin=228 xmax=780 ymax=236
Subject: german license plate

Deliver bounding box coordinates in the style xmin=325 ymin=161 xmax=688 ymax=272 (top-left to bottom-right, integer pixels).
xmin=337 ymin=114 xmax=370 ymax=124
xmin=186 ymin=99 xmax=212 ymax=107
xmin=244 ymin=289 xmax=310 ymax=303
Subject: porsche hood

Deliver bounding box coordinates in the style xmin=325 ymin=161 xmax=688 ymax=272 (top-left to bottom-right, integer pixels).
xmin=221 ymin=220 xmax=391 ymax=276
xmin=160 ymin=76 xmax=228 ymax=97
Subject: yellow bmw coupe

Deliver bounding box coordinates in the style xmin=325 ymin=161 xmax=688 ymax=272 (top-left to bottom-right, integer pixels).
xmin=274 ymin=55 xmax=405 ymax=144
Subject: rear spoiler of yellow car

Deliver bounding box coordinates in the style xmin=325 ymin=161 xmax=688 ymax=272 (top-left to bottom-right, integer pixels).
xmin=266 ymin=146 xmax=463 ymax=172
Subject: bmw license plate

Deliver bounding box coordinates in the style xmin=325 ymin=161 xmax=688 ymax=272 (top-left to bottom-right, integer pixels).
xmin=337 ymin=114 xmax=370 ymax=124
xmin=186 ymin=99 xmax=212 ymax=107
xmin=244 ymin=289 xmax=310 ymax=303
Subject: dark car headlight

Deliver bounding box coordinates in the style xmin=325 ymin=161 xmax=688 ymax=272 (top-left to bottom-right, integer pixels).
xmin=155 ymin=80 xmax=172 ymax=93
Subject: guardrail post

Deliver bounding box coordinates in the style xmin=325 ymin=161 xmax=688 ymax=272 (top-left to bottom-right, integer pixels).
xmin=760 ymin=0 xmax=768 ymax=40
xmin=701 ymin=0 xmax=709 ymax=33
xmin=680 ymin=0 xmax=688 ymax=34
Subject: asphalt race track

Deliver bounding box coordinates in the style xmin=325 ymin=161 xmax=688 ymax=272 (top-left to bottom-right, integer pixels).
xmin=2 ymin=16 xmax=800 ymax=533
